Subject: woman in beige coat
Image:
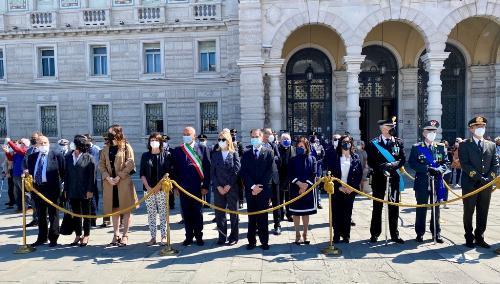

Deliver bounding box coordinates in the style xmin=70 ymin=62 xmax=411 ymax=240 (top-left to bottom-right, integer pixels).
xmin=99 ymin=124 xmax=138 ymax=246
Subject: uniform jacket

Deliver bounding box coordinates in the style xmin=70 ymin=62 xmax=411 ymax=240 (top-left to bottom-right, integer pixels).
xmin=458 ymin=138 xmax=499 ymax=192
xmin=408 ymin=142 xmax=449 ymax=192
xmin=366 ymin=135 xmax=406 ymax=183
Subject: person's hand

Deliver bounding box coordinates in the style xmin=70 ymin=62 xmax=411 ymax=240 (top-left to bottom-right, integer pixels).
xmin=106 ymin=177 xmax=116 ymax=186
xmin=201 ymin=188 xmax=209 ymax=195
xmin=427 ymin=167 xmax=440 ymax=177
xmin=1 ymin=146 xmax=8 ymax=153
xmin=224 ymin=185 xmax=231 ymax=193
xmin=217 ymin=186 xmax=226 ymax=195
xmin=86 ymin=192 xmax=94 ymax=199
xmin=252 ymin=184 xmax=263 ymax=196
xmin=113 ymin=176 xmax=121 ymax=184
xmin=344 ymin=187 xmax=353 ymax=194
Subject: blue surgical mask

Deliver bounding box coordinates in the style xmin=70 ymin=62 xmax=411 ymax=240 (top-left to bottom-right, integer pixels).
xmin=250 ymin=138 xmax=262 ymax=147
xmin=296 ymin=147 xmax=305 ymax=155
xmin=282 ymin=140 xmax=291 ymax=147
xmin=183 ymin=136 xmax=193 ymax=144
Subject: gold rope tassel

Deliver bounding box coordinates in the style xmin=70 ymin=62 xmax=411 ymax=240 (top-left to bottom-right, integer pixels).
xmin=321 ymin=172 xmax=341 ymax=256
xmin=14 ymin=176 xmax=35 ymax=254
xmin=159 ymin=175 xmax=178 ymax=256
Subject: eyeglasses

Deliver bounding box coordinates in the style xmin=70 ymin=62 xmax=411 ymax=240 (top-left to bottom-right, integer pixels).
xmin=218 ymin=138 xmax=226 ymax=142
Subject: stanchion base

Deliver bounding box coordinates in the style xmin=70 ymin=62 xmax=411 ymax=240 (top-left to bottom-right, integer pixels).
xmin=14 ymin=245 xmax=35 ymax=254
xmin=159 ymin=246 xmax=178 ymax=256
xmin=321 ymin=246 xmax=342 ymax=256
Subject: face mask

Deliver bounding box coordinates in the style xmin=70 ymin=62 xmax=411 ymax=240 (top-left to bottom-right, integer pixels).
xmin=474 ymin=127 xmax=485 ymax=138
xmin=200 ymin=141 xmax=207 ymax=147
xmin=69 ymin=142 xmax=76 ymax=151
xmin=425 ymin=132 xmax=437 ymax=142
xmin=39 ymin=145 xmax=50 ymax=154
xmin=282 ymin=140 xmax=291 ymax=147
xmin=150 ymin=141 xmax=160 ymax=149
xmin=333 ymin=140 xmax=338 ymax=148
xmin=356 ymin=145 xmax=362 ymax=150
xmin=218 ymin=141 xmax=227 ymax=149
xmin=341 ymin=142 xmax=351 ymax=150
xmin=250 ymin=138 xmax=262 ymax=147
xmin=183 ymin=136 xmax=193 ymax=144
xmin=163 ymin=142 xmax=169 ymax=149
xmin=268 ymin=135 xmax=275 ymax=143
xmin=296 ymin=147 xmax=305 ymax=155
xmin=107 ymin=133 xmax=115 ymax=142
xmin=30 ymin=138 xmax=37 ymax=145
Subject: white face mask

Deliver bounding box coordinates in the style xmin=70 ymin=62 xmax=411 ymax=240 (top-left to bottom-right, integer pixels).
xmin=474 ymin=127 xmax=485 ymax=138
xmin=268 ymin=135 xmax=275 ymax=143
xmin=163 ymin=142 xmax=169 ymax=149
xmin=200 ymin=141 xmax=207 ymax=147
xmin=150 ymin=141 xmax=160 ymax=149
xmin=69 ymin=142 xmax=76 ymax=151
xmin=39 ymin=145 xmax=50 ymax=154
xmin=425 ymin=132 xmax=437 ymax=142
xmin=182 ymin=136 xmax=193 ymax=144
xmin=218 ymin=141 xmax=227 ymax=149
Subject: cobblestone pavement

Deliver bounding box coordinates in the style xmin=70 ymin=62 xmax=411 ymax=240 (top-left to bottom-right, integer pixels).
xmin=0 ymin=181 xmax=499 ymax=284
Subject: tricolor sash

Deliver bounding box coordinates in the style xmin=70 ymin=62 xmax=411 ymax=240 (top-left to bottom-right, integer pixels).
xmin=181 ymin=143 xmax=204 ymax=179
xmin=372 ymin=139 xmax=405 ymax=192
xmin=416 ymin=144 xmax=446 ymax=201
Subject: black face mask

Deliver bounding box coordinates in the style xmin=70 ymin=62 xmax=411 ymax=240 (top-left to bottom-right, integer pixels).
xmin=341 ymin=142 xmax=351 ymax=150
xmin=107 ymin=133 xmax=115 ymax=142
xmin=30 ymin=138 xmax=37 ymax=145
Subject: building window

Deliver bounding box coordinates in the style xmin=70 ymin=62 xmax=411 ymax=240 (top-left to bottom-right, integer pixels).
xmin=40 ymin=49 xmax=55 ymax=77
xmin=145 ymin=103 xmax=163 ymax=135
xmin=198 ymin=41 xmax=216 ymax=72
xmin=200 ymin=102 xmax=218 ymax=134
xmin=0 ymin=107 xmax=7 ymax=138
xmin=0 ymin=50 xmax=4 ymax=79
xmin=91 ymin=104 xmax=110 ymax=136
xmin=40 ymin=105 xmax=58 ymax=137
xmin=91 ymin=46 xmax=108 ymax=76
xmin=144 ymin=43 xmax=161 ymax=74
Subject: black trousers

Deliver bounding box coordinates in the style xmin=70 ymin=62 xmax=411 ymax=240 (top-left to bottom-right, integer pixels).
xmin=70 ymin=198 xmax=92 ymax=237
xmin=463 ymin=183 xmax=492 ymax=242
xmin=247 ymin=196 xmax=269 ymax=245
xmin=180 ymin=194 xmax=203 ymax=240
xmin=169 ymin=191 xmax=175 ymax=209
xmin=214 ymin=188 xmax=239 ymax=242
xmin=370 ymin=175 xmax=400 ymax=239
xmin=270 ymin=181 xmax=283 ymax=228
xmin=332 ymin=189 xmax=356 ymax=239
xmin=7 ymin=175 xmax=15 ymax=205
xmin=34 ymin=184 xmax=59 ymax=243
xmin=280 ymin=183 xmax=291 ymax=219
xmin=415 ymin=187 xmax=440 ymax=237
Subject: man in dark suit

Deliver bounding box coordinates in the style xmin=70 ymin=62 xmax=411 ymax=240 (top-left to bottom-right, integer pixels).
xmin=459 ymin=116 xmax=499 ymax=248
xmin=408 ymin=120 xmax=448 ymax=243
xmin=240 ymin=129 xmax=274 ymax=250
xmin=366 ymin=117 xmax=406 ymax=244
xmin=27 ymin=135 xmax=65 ymax=247
xmin=278 ymin=132 xmax=295 ymax=222
xmin=172 ymin=127 xmax=211 ymax=246
xmin=262 ymin=128 xmax=282 ymax=235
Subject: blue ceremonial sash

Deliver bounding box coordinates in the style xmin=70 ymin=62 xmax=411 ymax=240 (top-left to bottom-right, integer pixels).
xmin=372 ymin=139 xmax=405 ymax=192
xmin=416 ymin=144 xmax=446 ymax=201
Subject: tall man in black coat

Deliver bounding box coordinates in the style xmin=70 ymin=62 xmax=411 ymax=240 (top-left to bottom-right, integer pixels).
xmin=27 ymin=135 xmax=65 ymax=247
xmin=459 ymin=116 xmax=499 ymax=248
xmin=278 ymin=132 xmax=296 ymax=222
xmin=366 ymin=117 xmax=406 ymax=244
xmin=262 ymin=128 xmax=282 ymax=235
xmin=240 ymin=129 xmax=274 ymax=250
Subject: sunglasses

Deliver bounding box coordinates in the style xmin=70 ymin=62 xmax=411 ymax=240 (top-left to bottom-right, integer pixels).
xmin=218 ymin=138 xmax=227 ymax=142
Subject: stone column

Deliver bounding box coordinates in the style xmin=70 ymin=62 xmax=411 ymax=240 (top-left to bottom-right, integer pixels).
xmin=400 ymin=68 xmax=419 ymax=144
xmin=237 ymin=0 xmax=264 ymax=142
xmin=264 ymin=59 xmax=285 ymax=132
xmin=421 ymin=52 xmax=449 ymax=138
xmin=343 ymin=55 xmax=365 ymax=141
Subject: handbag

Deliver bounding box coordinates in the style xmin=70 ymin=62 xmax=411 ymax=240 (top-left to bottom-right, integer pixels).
xmin=125 ymin=143 xmax=137 ymax=175
xmin=59 ymin=200 xmax=74 ymax=236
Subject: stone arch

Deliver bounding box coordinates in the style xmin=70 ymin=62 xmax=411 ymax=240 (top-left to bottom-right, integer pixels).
xmin=353 ymin=7 xmax=439 ymax=53
xmin=363 ymin=41 xmax=403 ymax=69
xmin=269 ymin=10 xmax=357 ymax=59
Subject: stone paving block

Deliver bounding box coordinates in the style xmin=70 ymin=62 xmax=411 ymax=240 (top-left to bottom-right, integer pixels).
xmin=260 ymin=269 xmax=296 ymax=283
xmin=225 ymin=270 xmax=262 ymax=283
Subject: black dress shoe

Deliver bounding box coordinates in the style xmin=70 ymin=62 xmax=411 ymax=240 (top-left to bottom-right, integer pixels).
xmin=246 ymin=244 xmax=256 ymax=250
xmin=227 ymin=239 xmax=238 ymax=246
xmin=475 ymin=240 xmax=491 ymax=249
xmin=434 ymin=237 xmax=444 ymax=244
xmin=465 ymin=241 xmax=475 ymax=248
xmin=369 ymin=236 xmax=378 ymax=243
xmin=182 ymin=239 xmax=193 ymax=246
xmin=30 ymin=240 xmax=47 ymax=247
xmin=391 ymin=238 xmax=405 ymax=244
xmin=26 ymin=221 xmax=38 ymax=227
xmin=196 ymin=239 xmax=204 ymax=246
xmin=178 ymin=220 xmax=185 ymax=225
xmin=273 ymin=227 xmax=282 ymax=235
xmin=261 ymin=244 xmax=270 ymax=250
xmin=48 ymin=242 xmax=58 ymax=247
xmin=333 ymin=236 xmax=341 ymax=244
xmin=342 ymin=238 xmax=350 ymax=244
xmin=416 ymin=235 xmax=424 ymax=243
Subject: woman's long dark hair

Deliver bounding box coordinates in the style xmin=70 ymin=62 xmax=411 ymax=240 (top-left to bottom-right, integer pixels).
xmin=336 ymin=134 xmax=355 ymax=157
xmin=73 ymin=135 xmax=91 ymax=153
xmin=109 ymin=124 xmax=126 ymax=147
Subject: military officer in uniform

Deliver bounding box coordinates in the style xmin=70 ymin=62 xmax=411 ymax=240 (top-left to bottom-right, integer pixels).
xmin=458 ymin=116 xmax=499 ymax=248
xmin=408 ymin=120 xmax=448 ymax=243
xmin=366 ymin=117 xmax=406 ymax=244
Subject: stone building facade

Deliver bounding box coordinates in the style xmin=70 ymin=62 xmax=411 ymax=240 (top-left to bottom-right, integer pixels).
xmin=0 ymin=0 xmax=498 ymax=154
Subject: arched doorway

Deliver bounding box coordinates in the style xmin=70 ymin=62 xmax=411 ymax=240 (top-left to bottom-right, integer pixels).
xmin=286 ymin=48 xmax=332 ymax=139
xmin=418 ymin=43 xmax=466 ymax=142
xmin=359 ymin=45 xmax=398 ymax=142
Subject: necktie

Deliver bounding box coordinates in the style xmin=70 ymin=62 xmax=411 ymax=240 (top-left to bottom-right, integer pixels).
xmin=478 ymin=140 xmax=483 ymax=152
xmin=254 ymin=149 xmax=258 ymax=159
xmin=35 ymin=154 xmax=45 ymax=184
xmin=385 ymin=139 xmax=391 ymax=147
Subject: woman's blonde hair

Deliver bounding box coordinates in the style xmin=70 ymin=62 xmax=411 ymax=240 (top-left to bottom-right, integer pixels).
xmin=218 ymin=130 xmax=235 ymax=152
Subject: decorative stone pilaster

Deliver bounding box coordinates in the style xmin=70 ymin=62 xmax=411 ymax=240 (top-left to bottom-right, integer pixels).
xmin=400 ymin=68 xmax=419 ymax=144
xmin=264 ymin=59 xmax=284 ymax=132
xmin=343 ymin=55 xmax=365 ymax=141
xmin=421 ymin=52 xmax=449 ymax=138
xmin=495 ymin=64 xmax=500 ymax=135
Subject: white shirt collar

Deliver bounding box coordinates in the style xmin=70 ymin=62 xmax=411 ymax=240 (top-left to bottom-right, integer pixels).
xmin=473 ymin=136 xmax=484 ymax=144
xmin=253 ymin=145 xmax=262 ymax=152
xmin=189 ymin=141 xmax=196 ymax=148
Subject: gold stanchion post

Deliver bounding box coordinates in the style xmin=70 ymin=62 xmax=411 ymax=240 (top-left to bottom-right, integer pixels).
xmin=159 ymin=175 xmax=178 ymax=256
xmin=321 ymin=172 xmax=341 ymax=256
xmin=15 ymin=176 xmax=35 ymax=254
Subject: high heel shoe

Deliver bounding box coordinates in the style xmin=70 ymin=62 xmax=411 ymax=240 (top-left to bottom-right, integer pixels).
xmin=80 ymin=236 xmax=89 ymax=247
xmin=70 ymin=237 xmax=82 ymax=246
xmin=109 ymin=235 xmax=121 ymax=246
xmin=119 ymin=235 xmax=129 ymax=247
xmin=294 ymin=233 xmax=301 ymax=245
xmin=302 ymin=233 xmax=310 ymax=245
xmin=147 ymin=238 xmax=157 ymax=246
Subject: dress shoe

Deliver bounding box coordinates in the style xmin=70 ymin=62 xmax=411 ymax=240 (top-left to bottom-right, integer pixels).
xmin=261 ymin=244 xmax=270 ymax=250
xmin=465 ymin=241 xmax=475 ymax=248
xmin=196 ymin=239 xmax=205 ymax=246
xmin=342 ymin=238 xmax=350 ymax=244
xmin=369 ymin=236 xmax=378 ymax=243
xmin=415 ymin=235 xmax=424 ymax=243
xmin=227 ymin=239 xmax=238 ymax=246
xmin=391 ymin=237 xmax=405 ymax=244
xmin=211 ymin=218 xmax=216 ymax=223
xmin=182 ymin=239 xmax=193 ymax=246
xmin=246 ymin=244 xmax=256 ymax=250
xmin=30 ymin=240 xmax=47 ymax=247
xmin=178 ymin=220 xmax=185 ymax=225
xmin=475 ymin=240 xmax=491 ymax=249
xmin=26 ymin=220 xmax=38 ymax=227
xmin=273 ymin=227 xmax=282 ymax=235
xmin=434 ymin=237 xmax=444 ymax=244
xmin=48 ymin=242 xmax=58 ymax=247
